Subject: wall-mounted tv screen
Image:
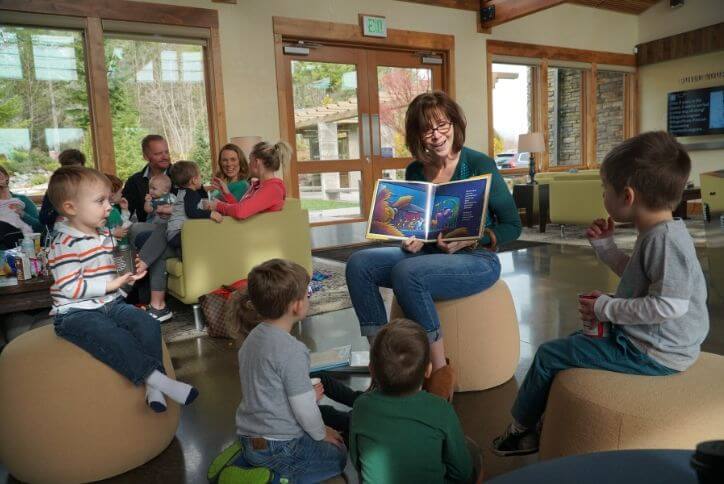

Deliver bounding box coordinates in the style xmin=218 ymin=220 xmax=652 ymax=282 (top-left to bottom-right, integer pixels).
xmin=667 ymin=85 xmax=724 ymax=137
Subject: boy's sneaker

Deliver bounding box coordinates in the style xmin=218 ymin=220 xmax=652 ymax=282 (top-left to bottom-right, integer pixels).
xmin=146 ymin=305 xmax=173 ymax=322
xmin=491 ymin=423 xmax=540 ymax=456
xmin=218 ymin=466 xmax=273 ymax=484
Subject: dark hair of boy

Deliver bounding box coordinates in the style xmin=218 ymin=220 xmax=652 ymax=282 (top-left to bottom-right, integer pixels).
xmin=47 ymin=166 xmax=111 ymax=215
xmin=168 ymin=160 xmax=199 ymax=188
xmin=370 ymin=319 xmax=431 ymax=396
xmin=141 ymin=134 xmax=165 ymax=155
xmin=246 ymin=259 xmax=310 ymax=321
xmin=600 ymin=131 xmax=691 ymax=211
xmin=58 ymin=149 xmax=86 ymax=167
xmin=105 ymin=173 xmax=123 ymax=193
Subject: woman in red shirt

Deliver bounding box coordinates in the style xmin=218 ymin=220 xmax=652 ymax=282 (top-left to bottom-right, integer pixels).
xmin=209 ymin=141 xmax=289 ymax=219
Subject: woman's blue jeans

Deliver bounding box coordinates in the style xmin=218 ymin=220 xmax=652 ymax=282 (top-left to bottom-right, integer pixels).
xmin=346 ymin=245 xmax=501 ymax=342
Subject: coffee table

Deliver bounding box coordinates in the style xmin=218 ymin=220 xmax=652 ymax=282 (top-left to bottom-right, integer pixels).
xmin=0 ymin=276 xmax=53 ymax=315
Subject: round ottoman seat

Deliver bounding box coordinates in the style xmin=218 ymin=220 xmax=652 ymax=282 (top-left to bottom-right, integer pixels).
xmin=540 ymin=352 xmax=724 ymax=460
xmin=0 ymin=324 xmax=180 ymax=484
xmin=391 ymin=279 xmax=520 ymax=392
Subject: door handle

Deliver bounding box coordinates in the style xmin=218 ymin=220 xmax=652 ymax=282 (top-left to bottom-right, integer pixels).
xmin=361 ymin=113 xmax=372 ymax=159
xmin=371 ymin=114 xmax=381 ymax=157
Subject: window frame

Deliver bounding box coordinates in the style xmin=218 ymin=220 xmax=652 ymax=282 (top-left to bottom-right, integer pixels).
xmin=486 ymin=40 xmax=637 ymax=175
xmin=0 ymin=0 xmax=226 ymax=184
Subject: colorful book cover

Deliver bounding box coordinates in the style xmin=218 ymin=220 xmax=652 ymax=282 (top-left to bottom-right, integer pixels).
xmin=366 ymin=175 xmax=492 ymax=242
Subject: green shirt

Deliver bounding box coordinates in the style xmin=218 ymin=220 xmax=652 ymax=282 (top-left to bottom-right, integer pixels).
xmin=10 ymin=192 xmax=43 ymax=234
xmin=211 ymin=179 xmax=250 ymax=202
xmin=350 ymin=390 xmax=472 ymax=484
xmin=405 ymin=146 xmax=522 ymax=246
xmin=106 ymin=206 xmax=129 ymax=245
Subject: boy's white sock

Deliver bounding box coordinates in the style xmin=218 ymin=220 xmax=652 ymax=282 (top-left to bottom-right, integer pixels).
xmin=146 ymin=370 xmax=199 ymax=405
xmin=145 ymin=385 xmax=167 ymax=413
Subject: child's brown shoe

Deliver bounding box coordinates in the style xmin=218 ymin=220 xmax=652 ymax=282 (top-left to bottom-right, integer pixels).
xmin=424 ymin=362 xmax=456 ymax=402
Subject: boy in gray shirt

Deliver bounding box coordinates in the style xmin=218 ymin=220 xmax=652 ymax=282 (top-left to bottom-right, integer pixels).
xmin=493 ymin=131 xmax=709 ymax=456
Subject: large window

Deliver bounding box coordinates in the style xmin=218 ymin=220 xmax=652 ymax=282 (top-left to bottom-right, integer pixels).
xmin=0 ymin=26 xmax=92 ymax=195
xmin=487 ymin=40 xmax=636 ymax=173
xmin=105 ymin=38 xmax=211 ymax=180
xmin=547 ymin=67 xmax=584 ymax=167
xmin=491 ymin=63 xmax=534 ymax=169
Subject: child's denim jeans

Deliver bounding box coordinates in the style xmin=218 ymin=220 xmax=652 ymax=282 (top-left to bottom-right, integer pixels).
xmin=512 ymin=327 xmax=678 ymax=428
xmin=54 ymin=298 xmax=163 ymax=385
xmin=236 ymin=433 xmax=346 ymax=484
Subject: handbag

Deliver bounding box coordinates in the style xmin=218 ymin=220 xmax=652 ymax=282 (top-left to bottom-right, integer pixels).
xmin=199 ymin=279 xmax=247 ymax=338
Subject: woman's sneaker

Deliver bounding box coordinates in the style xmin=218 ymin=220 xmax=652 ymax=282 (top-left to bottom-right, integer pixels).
xmin=146 ymin=305 xmax=173 ymax=322
xmin=491 ymin=423 xmax=540 ymax=456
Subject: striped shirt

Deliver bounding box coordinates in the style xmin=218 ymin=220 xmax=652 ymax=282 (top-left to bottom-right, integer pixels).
xmin=49 ymin=222 xmax=119 ymax=314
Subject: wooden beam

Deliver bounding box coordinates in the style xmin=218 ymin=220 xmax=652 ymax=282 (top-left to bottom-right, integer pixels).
xmin=0 ymin=0 xmax=219 ymax=28
xmin=204 ymin=25 xmax=227 ymax=175
xmin=481 ymin=0 xmax=566 ymax=29
xmin=571 ymin=0 xmax=657 ymax=15
xmin=636 ymin=22 xmax=724 ymax=66
xmin=395 ymin=0 xmax=480 ymax=10
xmin=488 ymin=39 xmax=636 ymax=66
xmin=84 ymin=17 xmax=115 ymax=174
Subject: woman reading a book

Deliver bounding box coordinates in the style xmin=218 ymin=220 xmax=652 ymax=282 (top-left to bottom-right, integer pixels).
xmin=346 ymin=91 xmax=522 ymax=400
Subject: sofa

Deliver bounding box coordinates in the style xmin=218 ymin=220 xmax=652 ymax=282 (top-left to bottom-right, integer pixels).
xmin=166 ymin=198 xmax=313 ymax=305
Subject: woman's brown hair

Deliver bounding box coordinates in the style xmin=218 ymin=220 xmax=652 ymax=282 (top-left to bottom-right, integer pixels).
xmin=404 ymin=90 xmax=466 ymax=167
xmin=215 ymin=143 xmax=249 ymax=183
xmin=250 ymin=140 xmax=292 ymax=172
xmin=225 ymin=289 xmax=263 ymax=343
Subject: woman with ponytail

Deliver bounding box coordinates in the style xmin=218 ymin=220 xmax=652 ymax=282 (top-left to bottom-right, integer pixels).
xmin=208 ymin=140 xmax=289 ymax=220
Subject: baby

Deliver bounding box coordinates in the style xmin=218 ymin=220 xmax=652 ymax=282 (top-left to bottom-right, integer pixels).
xmin=143 ymin=173 xmax=176 ymax=224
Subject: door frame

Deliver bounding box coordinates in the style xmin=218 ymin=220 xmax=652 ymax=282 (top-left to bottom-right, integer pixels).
xmin=272 ymin=16 xmax=454 ymax=226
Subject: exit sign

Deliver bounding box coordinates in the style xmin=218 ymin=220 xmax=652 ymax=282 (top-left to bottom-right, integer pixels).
xmin=361 ymin=15 xmax=387 ymax=38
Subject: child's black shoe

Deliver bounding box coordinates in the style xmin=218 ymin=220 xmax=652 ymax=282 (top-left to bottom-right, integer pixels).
xmin=491 ymin=423 xmax=539 ymax=457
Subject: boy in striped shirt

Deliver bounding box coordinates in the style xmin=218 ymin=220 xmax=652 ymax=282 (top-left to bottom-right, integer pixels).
xmin=47 ymin=166 xmax=199 ymax=412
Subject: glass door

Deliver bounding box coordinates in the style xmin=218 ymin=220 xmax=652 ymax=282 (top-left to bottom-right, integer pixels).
xmin=281 ymin=45 xmax=445 ymax=225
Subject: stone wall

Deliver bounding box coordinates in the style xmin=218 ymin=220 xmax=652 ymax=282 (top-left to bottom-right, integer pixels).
xmin=596 ymin=71 xmax=625 ymax=162
xmin=548 ymin=68 xmax=583 ymax=166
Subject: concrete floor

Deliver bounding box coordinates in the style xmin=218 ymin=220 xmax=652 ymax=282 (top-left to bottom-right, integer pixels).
xmin=2 ymin=222 xmax=722 ymax=483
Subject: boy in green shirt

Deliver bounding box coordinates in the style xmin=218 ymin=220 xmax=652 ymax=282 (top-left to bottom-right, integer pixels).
xmin=350 ymin=319 xmax=474 ymax=483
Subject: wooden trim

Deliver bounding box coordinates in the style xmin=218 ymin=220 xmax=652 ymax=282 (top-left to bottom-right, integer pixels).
xmin=487 ymin=40 xmax=636 ymax=67
xmin=0 ymin=0 xmax=219 ymax=28
xmin=84 ymin=17 xmax=115 ymax=174
xmin=205 ymin=26 xmax=227 ymax=175
xmin=636 ymin=22 xmax=723 ymax=66
xmin=273 ymin=16 xmax=454 ymax=51
xmin=310 ymin=217 xmax=366 ymax=228
xmin=395 ymin=0 xmax=479 ymax=10
xmin=498 ymin=168 xmax=529 ymax=175
xmin=481 ymin=0 xmax=566 ymax=29
xmin=274 ymin=33 xmax=295 ymax=194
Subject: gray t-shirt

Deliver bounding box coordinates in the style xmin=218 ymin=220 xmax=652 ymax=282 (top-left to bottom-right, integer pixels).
xmin=235 ymin=323 xmax=313 ymax=440
xmin=595 ymin=219 xmax=709 ymax=371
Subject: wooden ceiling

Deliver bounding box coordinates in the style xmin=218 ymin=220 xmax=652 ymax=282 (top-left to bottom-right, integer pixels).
xmin=570 ymin=0 xmax=659 ymax=15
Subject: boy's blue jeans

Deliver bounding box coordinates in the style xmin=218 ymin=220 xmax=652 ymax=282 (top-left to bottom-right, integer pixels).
xmin=345 ymin=245 xmax=501 ymax=342
xmin=512 ymin=328 xmax=677 ymax=428
xmin=235 ymin=434 xmax=346 ymax=484
xmin=54 ymin=298 xmax=164 ymax=385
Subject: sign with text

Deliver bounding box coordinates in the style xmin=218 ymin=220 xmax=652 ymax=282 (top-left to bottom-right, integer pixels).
xmin=361 ymin=15 xmax=387 ymax=38
xmin=667 ymin=85 xmax=724 ymax=137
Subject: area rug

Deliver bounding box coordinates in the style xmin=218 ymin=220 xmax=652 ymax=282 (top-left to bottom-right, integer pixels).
xmin=312 ymin=239 xmax=547 ymax=263
xmin=162 ymin=259 xmax=351 ymax=343
xmin=518 ymin=219 xmax=707 ymax=250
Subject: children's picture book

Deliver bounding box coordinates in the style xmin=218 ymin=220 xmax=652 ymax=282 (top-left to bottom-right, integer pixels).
xmin=310 ymin=345 xmax=352 ymax=372
xmin=366 ymin=175 xmax=492 ymax=242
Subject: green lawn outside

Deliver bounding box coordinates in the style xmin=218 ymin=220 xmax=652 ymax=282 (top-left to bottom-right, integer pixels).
xmin=301 ymin=199 xmax=359 ymax=211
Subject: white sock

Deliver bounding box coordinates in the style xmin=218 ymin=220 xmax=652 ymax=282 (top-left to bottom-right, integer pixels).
xmin=146 ymin=370 xmax=198 ymax=405
xmin=145 ymin=385 xmax=167 ymax=413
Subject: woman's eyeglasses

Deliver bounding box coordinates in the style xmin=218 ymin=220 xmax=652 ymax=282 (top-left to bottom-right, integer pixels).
xmin=423 ymin=121 xmax=452 ymax=140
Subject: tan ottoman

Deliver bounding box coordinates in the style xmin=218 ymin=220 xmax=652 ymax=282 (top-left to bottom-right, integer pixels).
xmin=0 ymin=324 xmax=180 ymax=483
xmin=540 ymin=352 xmax=724 ymax=460
xmin=391 ymin=279 xmax=520 ymax=392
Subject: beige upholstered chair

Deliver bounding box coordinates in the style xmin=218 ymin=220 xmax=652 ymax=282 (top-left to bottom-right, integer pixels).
xmin=0 ymin=325 xmax=180 ymax=483
xmin=391 ymin=279 xmax=520 ymax=392
xmin=540 ymin=352 xmax=724 ymax=460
